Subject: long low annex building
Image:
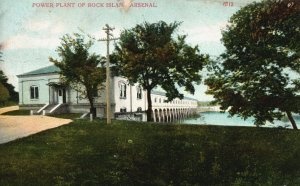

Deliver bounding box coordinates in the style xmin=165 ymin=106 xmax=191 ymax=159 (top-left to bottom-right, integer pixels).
xmin=17 ymin=65 xmax=198 ymax=122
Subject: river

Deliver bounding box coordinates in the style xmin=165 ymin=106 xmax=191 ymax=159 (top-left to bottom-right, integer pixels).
xmin=179 ymin=112 xmax=300 ymax=129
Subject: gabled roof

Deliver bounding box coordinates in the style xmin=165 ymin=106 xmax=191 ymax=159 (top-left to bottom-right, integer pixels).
xmin=17 ymin=65 xmax=60 ymax=77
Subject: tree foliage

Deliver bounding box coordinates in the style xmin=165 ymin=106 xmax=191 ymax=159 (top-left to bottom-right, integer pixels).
xmin=0 ymin=71 xmax=18 ymax=102
xmin=205 ymin=0 xmax=300 ymax=129
xmin=49 ymin=33 xmax=105 ymax=118
xmin=0 ymin=51 xmax=18 ymax=102
xmin=0 ymin=82 xmax=9 ymax=104
xmin=113 ymin=21 xmax=208 ymax=121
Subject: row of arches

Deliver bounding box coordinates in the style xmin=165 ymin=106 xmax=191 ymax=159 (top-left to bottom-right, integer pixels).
xmin=152 ymin=108 xmax=197 ymax=123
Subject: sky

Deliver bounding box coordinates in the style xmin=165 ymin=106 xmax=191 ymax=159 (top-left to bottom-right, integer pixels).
xmin=0 ymin=0 xmax=257 ymax=101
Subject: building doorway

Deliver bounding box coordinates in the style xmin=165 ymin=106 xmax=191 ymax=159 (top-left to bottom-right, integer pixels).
xmin=58 ymin=88 xmax=66 ymax=104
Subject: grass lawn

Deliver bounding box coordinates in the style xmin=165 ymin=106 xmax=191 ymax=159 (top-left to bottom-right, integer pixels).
xmin=0 ymin=101 xmax=17 ymax=108
xmin=0 ymin=120 xmax=300 ymax=185
xmin=1 ymin=110 xmax=81 ymax=120
xmin=48 ymin=113 xmax=82 ymax=120
xmin=1 ymin=109 xmax=30 ymax=115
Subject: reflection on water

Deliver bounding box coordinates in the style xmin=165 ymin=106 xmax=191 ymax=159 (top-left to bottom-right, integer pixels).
xmin=180 ymin=112 xmax=300 ymax=129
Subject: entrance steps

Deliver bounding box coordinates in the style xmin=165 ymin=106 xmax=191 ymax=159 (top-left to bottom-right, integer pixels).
xmin=79 ymin=113 xmax=89 ymax=119
xmin=33 ymin=103 xmax=65 ymax=115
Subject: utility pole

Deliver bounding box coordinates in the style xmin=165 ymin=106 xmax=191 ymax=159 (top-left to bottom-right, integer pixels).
xmin=99 ymin=24 xmax=118 ymax=124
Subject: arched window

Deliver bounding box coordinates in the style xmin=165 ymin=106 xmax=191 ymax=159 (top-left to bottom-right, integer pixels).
xmin=30 ymin=85 xmax=39 ymax=99
xmin=137 ymin=107 xmax=142 ymax=112
xmin=119 ymin=81 xmax=127 ymax=99
xmin=154 ymin=97 xmax=157 ymax=103
xmin=137 ymin=86 xmax=142 ymax=99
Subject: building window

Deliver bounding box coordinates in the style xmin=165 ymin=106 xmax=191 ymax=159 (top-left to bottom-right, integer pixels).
xmin=30 ymin=86 xmax=39 ymax=99
xmin=137 ymin=86 xmax=142 ymax=99
xmin=137 ymin=107 xmax=142 ymax=112
xmin=154 ymin=98 xmax=157 ymax=103
xmin=119 ymin=82 xmax=126 ymax=99
xmin=120 ymin=107 xmax=127 ymax=113
xmin=159 ymin=98 xmax=161 ymax=103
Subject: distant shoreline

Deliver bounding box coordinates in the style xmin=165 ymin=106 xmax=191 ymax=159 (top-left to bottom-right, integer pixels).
xmin=197 ymin=106 xmax=221 ymax=113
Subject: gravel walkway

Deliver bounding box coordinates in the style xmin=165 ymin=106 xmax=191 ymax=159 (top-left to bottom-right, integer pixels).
xmin=0 ymin=106 xmax=72 ymax=144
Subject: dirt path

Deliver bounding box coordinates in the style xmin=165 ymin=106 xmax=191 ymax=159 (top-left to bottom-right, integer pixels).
xmin=0 ymin=106 xmax=72 ymax=144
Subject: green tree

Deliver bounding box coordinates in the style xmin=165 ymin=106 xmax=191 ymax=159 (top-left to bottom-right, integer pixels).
xmin=0 ymin=71 xmax=19 ymax=102
xmin=113 ymin=21 xmax=208 ymax=121
xmin=205 ymin=0 xmax=300 ymax=129
xmin=49 ymin=33 xmax=105 ymax=119
xmin=0 ymin=82 xmax=9 ymax=105
xmin=0 ymin=51 xmax=18 ymax=102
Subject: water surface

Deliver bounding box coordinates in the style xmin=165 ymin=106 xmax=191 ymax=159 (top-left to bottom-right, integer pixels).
xmin=180 ymin=112 xmax=300 ymax=129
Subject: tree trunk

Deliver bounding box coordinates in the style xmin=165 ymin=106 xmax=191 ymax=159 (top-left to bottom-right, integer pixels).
xmin=146 ymin=89 xmax=153 ymax=122
xmin=89 ymin=97 xmax=96 ymax=119
xmin=90 ymin=106 xmax=96 ymax=119
xmin=286 ymin=111 xmax=298 ymax=130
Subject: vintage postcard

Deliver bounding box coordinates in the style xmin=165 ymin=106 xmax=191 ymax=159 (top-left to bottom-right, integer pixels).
xmin=0 ymin=0 xmax=299 ymax=185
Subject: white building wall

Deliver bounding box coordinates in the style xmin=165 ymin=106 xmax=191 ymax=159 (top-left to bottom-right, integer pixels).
xmin=68 ymin=88 xmax=90 ymax=104
xmin=64 ymin=76 xmax=115 ymax=117
xmin=18 ymin=72 xmax=198 ymax=119
xmin=18 ymin=74 xmax=60 ymax=105
xmin=151 ymin=95 xmax=198 ymax=109
xmin=113 ymin=76 xmax=146 ymax=113
xmin=113 ymin=76 xmax=198 ymax=114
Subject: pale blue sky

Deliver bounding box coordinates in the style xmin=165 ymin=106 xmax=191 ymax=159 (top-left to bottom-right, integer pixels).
xmin=0 ymin=0 xmax=256 ymax=101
